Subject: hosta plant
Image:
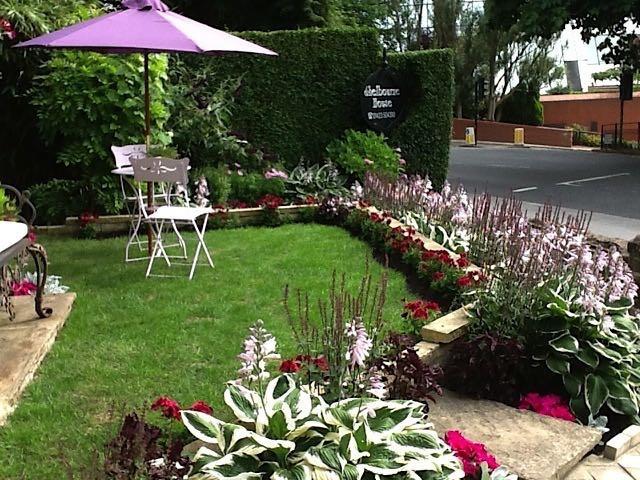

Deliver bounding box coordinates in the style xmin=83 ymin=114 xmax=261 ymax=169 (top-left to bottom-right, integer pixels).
xmin=529 ymin=280 xmax=640 ymax=422
xmin=402 ymin=211 xmax=470 ymax=254
xmin=284 ymin=161 xmax=348 ymax=200
xmin=182 ymin=374 xmax=464 ymax=479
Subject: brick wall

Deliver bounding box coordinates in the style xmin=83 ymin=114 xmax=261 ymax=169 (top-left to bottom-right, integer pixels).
xmin=452 ymin=118 xmax=573 ymax=148
xmin=541 ymin=92 xmax=640 ymax=133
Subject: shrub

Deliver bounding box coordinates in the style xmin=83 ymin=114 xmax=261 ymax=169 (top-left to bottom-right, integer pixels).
xmin=229 ymin=172 xmax=284 ymax=205
xmin=31 ymin=52 xmax=170 ymax=174
xmin=444 ymin=333 xmax=529 ymax=406
xmin=498 ymin=84 xmax=544 ymax=126
xmin=193 ymin=165 xmax=231 ymax=205
xmin=326 ymin=129 xmax=402 ymax=180
xmin=202 ymin=28 xmax=380 ymax=169
xmin=28 ymin=179 xmax=82 ymax=225
xmin=389 ymin=49 xmax=455 ymax=188
xmin=200 ymin=29 xmax=453 ymax=182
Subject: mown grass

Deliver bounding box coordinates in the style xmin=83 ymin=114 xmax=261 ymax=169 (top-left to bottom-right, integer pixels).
xmin=0 ymin=223 xmax=413 ymax=479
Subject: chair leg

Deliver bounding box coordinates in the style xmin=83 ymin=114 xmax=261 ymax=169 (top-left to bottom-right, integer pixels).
xmin=126 ymin=209 xmax=143 ymax=262
xmin=170 ymin=219 xmax=187 ymax=259
xmin=189 ymin=216 xmax=213 ymax=280
xmin=146 ymin=220 xmax=170 ymax=277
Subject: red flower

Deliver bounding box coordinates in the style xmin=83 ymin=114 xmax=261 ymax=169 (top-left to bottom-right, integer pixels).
xmin=456 ymin=275 xmax=472 ymax=287
xmin=27 ymin=230 xmax=37 ymax=243
xmin=228 ymin=200 xmax=249 ymax=209
xmin=280 ymin=359 xmax=302 ymax=373
xmin=445 ymin=430 xmax=499 ymax=477
xmin=151 ymin=396 xmax=181 ymax=420
xmin=189 ymin=400 xmax=213 ymax=415
xmin=258 ymin=194 xmax=284 ymax=210
xmin=304 ymin=195 xmax=317 ymax=205
xmin=79 ymin=211 xmax=98 ymax=227
xmin=312 ymin=355 xmax=329 ymax=371
xmin=457 ymin=254 xmax=470 ymax=268
xmin=433 ymin=271 xmax=445 ymax=282
xmin=519 ymin=393 xmax=575 ymax=422
xmin=404 ymin=300 xmax=441 ymax=320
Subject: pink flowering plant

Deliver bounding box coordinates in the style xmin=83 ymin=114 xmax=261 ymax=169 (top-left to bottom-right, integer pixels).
xmin=519 ymin=393 xmax=575 ymax=422
xmin=444 ymin=430 xmax=500 ymax=479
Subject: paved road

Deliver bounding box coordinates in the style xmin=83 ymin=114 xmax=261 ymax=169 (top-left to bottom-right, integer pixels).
xmin=449 ymin=144 xmax=640 ymax=219
xmin=447 ymin=143 xmax=640 ymax=240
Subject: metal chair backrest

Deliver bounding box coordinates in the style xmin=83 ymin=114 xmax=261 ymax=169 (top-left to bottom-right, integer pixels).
xmin=111 ymin=144 xmax=147 ymax=168
xmin=130 ymin=156 xmax=190 ymax=185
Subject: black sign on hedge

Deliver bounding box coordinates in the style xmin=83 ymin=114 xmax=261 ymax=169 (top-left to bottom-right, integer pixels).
xmin=361 ymin=67 xmax=404 ymax=133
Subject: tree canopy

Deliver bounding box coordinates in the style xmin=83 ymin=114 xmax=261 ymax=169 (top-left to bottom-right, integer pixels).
xmin=485 ymin=0 xmax=640 ymax=69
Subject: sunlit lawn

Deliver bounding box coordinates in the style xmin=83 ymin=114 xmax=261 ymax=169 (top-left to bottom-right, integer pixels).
xmin=0 ymin=223 xmax=413 ymax=479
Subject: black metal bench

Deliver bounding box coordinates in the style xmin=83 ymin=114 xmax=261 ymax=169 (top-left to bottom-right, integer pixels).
xmin=0 ymin=184 xmax=52 ymax=320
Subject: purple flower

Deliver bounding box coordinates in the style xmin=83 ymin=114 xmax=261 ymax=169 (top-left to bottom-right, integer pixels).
xmin=345 ymin=318 xmax=372 ymax=368
xmin=264 ymin=168 xmax=288 ymax=180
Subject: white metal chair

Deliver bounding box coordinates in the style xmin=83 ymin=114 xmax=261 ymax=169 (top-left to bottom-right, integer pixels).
xmin=111 ymin=145 xmax=187 ymax=262
xmin=130 ymin=157 xmax=214 ymax=280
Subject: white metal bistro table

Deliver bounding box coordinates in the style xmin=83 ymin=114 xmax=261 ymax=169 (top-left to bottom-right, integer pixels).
xmin=112 ymin=165 xmax=191 ymax=262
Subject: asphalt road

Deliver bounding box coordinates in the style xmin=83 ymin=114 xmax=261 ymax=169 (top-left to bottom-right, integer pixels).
xmin=448 ymin=144 xmax=640 ymax=220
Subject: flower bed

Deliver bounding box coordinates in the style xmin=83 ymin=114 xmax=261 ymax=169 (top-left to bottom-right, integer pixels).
xmin=363 ymin=172 xmax=640 ymax=437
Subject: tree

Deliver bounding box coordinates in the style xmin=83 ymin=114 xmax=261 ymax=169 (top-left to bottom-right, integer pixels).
xmin=169 ymin=0 xmax=330 ymax=31
xmin=432 ymin=0 xmax=463 ymax=48
xmin=485 ymin=0 xmax=640 ymax=70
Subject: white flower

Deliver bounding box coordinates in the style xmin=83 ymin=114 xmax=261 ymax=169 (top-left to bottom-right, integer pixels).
xmin=237 ymin=320 xmax=279 ymax=382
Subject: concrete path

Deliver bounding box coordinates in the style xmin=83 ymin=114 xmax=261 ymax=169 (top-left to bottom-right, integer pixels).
xmin=0 ymin=293 xmax=75 ymax=425
xmin=429 ymin=390 xmax=602 ymax=480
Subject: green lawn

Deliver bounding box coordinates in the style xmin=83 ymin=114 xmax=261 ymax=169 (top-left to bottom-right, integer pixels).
xmin=0 ymin=224 xmax=413 ymax=479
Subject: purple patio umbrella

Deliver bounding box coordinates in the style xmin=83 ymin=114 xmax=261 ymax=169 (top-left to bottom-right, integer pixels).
xmin=16 ymin=0 xmax=277 ymax=252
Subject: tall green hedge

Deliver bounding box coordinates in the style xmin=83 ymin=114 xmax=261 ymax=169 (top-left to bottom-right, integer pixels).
xmin=198 ymin=27 xmax=381 ymax=166
xmin=389 ymin=49 xmax=454 ymax=188
xmin=183 ymin=28 xmax=454 ymax=185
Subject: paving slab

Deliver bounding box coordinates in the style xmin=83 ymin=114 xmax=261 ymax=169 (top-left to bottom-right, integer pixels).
xmin=0 ymin=293 xmax=75 ymax=425
xmin=428 ymin=390 xmax=602 ymax=480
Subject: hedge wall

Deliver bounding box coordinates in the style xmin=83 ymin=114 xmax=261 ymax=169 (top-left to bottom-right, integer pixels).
xmin=198 ymin=27 xmax=381 ymax=166
xmin=389 ymin=49 xmax=455 ymax=188
xmin=186 ymin=28 xmax=454 ymax=184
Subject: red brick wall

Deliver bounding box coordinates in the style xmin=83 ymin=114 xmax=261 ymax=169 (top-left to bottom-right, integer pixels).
xmin=540 ymin=92 xmax=640 ymax=132
xmin=452 ymin=118 xmax=573 ymax=148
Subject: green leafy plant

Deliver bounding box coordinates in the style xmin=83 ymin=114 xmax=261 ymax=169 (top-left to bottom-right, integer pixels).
xmin=182 ymin=374 xmax=463 ymax=479
xmin=230 ymin=172 xmax=284 ymax=205
xmin=326 ymin=129 xmax=402 ymax=180
xmin=284 ymin=161 xmax=348 ymax=200
xmin=0 ymin=187 xmax=17 ymax=219
xmin=528 ymin=282 xmax=640 ymax=422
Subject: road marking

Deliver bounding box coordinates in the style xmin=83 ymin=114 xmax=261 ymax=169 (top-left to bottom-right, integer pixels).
xmin=557 ymin=172 xmax=630 ymax=186
xmin=512 ymin=186 xmax=538 ymax=193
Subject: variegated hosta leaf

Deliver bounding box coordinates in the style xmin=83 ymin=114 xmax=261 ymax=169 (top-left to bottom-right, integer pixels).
xmin=224 ymin=383 xmax=261 ymax=423
xmin=303 ymin=445 xmax=347 ymax=473
xmin=182 ymin=411 xmax=225 ymax=446
xmin=355 ymin=442 xmax=405 ymax=475
xmin=192 ymin=451 xmax=262 ymax=480
xmin=271 ymin=465 xmax=310 ymax=480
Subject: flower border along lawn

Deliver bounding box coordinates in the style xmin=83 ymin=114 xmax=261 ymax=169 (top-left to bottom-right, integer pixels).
xmin=0 ymin=223 xmax=413 ymax=479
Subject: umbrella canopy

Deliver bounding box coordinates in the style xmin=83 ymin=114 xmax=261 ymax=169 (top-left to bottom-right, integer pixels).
xmin=16 ymin=0 xmax=277 ymax=57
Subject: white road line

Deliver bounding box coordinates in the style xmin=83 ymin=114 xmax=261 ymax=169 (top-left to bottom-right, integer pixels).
xmin=512 ymin=186 xmax=538 ymax=193
xmin=557 ymin=172 xmax=630 ymax=186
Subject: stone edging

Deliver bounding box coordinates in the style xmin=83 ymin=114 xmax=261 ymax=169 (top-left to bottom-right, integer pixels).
xmin=35 ymin=205 xmax=317 ymax=236
xmin=359 ymin=206 xmax=474 ymax=363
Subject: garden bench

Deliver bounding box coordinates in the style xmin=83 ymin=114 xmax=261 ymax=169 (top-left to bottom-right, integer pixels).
xmin=0 ymin=184 xmax=52 ymax=321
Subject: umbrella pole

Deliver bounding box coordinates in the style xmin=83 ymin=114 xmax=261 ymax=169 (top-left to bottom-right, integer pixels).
xmin=144 ymin=52 xmax=153 ymax=256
